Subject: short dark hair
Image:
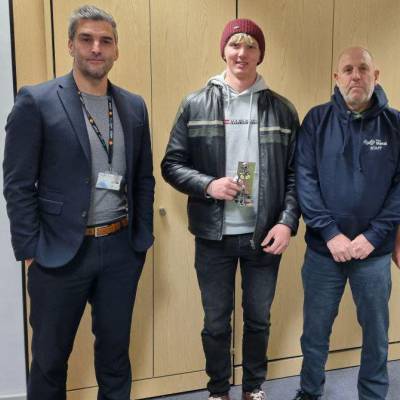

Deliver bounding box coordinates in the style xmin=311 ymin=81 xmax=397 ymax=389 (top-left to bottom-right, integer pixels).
xmin=68 ymin=5 xmax=118 ymax=42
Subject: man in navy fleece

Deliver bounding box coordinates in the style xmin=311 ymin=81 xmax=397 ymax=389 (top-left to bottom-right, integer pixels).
xmin=293 ymin=47 xmax=400 ymax=400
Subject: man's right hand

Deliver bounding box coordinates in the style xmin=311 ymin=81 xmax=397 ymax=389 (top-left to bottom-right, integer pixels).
xmin=25 ymin=258 xmax=34 ymax=268
xmin=206 ymin=177 xmax=242 ymax=200
xmin=327 ymin=234 xmax=352 ymax=262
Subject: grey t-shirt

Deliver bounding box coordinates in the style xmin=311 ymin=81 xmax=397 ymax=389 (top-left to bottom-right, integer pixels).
xmin=81 ymin=93 xmax=127 ymax=225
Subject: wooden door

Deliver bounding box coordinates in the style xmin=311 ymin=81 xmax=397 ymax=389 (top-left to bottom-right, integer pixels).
xmin=12 ymin=1 xmax=400 ymax=398
xmin=233 ymin=0 xmax=335 ymax=381
xmin=151 ymin=0 xmax=236 ymax=379
xmin=234 ymin=0 xmax=400 ymax=382
xmin=332 ymin=0 xmax=400 ymax=350
xmin=39 ymin=0 xmax=154 ymax=393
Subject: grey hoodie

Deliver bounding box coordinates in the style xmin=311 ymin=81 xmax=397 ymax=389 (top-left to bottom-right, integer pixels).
xmin=208 ymin=72 xmax=268 ymax=235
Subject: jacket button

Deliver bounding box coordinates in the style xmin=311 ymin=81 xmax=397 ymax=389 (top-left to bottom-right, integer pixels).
xmin=81 ymin=211 xmax=87 ymax=218
xmin=85 ymin=178 xmax=90 ymax=184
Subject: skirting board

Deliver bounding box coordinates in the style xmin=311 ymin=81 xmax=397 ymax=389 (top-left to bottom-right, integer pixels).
xmin=61 ymin=342 xmax=400 ymax=399
xmin=234 ymin=341 xmax=400 ymax=382
xmin=0 ymin=395 xmax=26 ymax=400
xmin=67 ymin=370 xmax=210 ymax=400
xmin=67 ymin=370 xmax=231 ymax=400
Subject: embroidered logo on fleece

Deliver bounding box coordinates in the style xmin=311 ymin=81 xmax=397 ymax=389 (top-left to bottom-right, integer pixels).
xmin=363 ymin=139 xmax=388 ymax=151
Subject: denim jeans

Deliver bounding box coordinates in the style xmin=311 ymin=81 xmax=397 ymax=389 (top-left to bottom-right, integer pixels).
xmin=195 ymin=233 xmax=281 ymax=395
xmin=300 ymin=248 xmax=391 ymax=400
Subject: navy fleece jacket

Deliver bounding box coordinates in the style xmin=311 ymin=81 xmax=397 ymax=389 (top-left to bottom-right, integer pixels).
xmin=296 ymin=84 xmax=400 ymax=257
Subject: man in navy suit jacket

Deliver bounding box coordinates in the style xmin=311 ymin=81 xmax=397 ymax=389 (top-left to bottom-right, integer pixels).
xmin=3 ymin=5 xmax=154 ymax=400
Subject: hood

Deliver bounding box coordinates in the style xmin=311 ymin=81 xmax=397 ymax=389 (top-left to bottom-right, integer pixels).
xmin=331 ymin=84 xmax=389 ymax=163
xmin=332 ymin=84 xmax=388 ymax=120
xmin=207 ymin=71 xmax=268 ymax=99
xmin=206 ymin=72 xmax=268 ymax=122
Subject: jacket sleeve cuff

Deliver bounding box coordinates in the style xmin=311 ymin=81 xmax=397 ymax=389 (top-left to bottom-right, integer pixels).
xmin=277 ymin=212 xmax=299 ymax=235
xmin=204 ymin=178 xmax=216 ymax=198
xmin=363 ymin=229 xmax=384 ymax=249
xmin=15 ymin=251 xmax=36 ymax=262
xmin=320 ymin=222 xmax=341 ymax=243
xmin=12 ymin=234 xmax=39 ymax=262
xmin=202 ymin=177 xmax=216 ymax=199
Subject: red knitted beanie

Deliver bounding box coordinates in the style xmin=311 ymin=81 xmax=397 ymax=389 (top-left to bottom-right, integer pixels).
xmin=220 ymin=18 xmax=265 ymax=64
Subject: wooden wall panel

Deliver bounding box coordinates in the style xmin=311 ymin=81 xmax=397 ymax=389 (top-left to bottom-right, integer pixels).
xmin=333 ymin=0 xmax=400 ymax=109
xmin=235 ymin=0 xmax=335 ymax=367
xmin=12 ymin=0 xmax=400 ymax=397
xmin=13 ymin=0 xmax=49 ymax=88
xmin=50 ymin=0 xmax=154 ymax=387
xmin=12 ymin=0 xmax=52 ymax=374
xmin=239 ymin=0 xmax=334 ymax=120
xmin=333 ymin=0 xmax=400 ymax=344
xmin=52 ymin=0 xmax=152 ymax=109
xmin=151 ymin=0 xmax=236 ymax=376
xmin=234 ymin=341 xmax=400 ymax=382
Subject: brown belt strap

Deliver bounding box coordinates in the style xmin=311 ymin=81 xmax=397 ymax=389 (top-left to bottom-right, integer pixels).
xmin=85 ymin=217 xmax=128 ymax=237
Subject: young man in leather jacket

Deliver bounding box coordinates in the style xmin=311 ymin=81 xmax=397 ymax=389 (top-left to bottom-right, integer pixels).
xmin=162 ymin=18 xmax=299 ymax=400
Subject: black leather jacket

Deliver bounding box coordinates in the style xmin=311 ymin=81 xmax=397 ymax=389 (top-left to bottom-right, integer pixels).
xmin=161 ymin=83 xmax=300 ymax=248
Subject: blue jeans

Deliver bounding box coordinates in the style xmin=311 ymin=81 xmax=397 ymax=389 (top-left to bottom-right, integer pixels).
xmin=195 ymin=234 xmax=281 ymax=395
xmin=300 ymin=248 xmax=391 ymax=400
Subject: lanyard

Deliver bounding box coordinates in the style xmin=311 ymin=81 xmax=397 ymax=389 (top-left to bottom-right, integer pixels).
xmin=78 ymin=91 xmax=114 ymax=169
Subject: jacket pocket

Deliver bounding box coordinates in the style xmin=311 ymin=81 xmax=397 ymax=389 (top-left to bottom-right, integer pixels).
xmin=38 ymin=197 xmax=63 ymax=215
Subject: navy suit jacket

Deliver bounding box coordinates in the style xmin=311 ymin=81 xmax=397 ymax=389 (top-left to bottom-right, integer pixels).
xmin=3 ymin=72 xmax=154 ymax=267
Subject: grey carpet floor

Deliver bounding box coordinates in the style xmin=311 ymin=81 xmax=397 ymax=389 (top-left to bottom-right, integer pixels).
xmin=150 ymin=360 xmax=400 ymax=400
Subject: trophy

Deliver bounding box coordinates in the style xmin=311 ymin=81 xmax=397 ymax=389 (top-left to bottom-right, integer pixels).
xmin=234 ymin=161 xmax=255 ymax=207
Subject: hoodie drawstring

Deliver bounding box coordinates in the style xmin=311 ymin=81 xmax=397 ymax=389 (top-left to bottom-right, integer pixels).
xmin=340 ymin=111 xmax=352 ymax=154
xmin=357 ymin=118 xmax=364 ymax=172
xmin=244 ymin=91 xmax=254 ymax=160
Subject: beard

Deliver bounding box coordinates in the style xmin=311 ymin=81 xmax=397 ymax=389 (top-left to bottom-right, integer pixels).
xmin=75 ymin=58 xmax=114 ymax=81
xmin=339 ymin=85 xmax=374 ymax=110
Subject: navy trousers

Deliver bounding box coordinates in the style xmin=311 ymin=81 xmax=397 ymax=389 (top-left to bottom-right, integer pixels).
xmin=27 ymin=227 xmax=145 ymax=400
xmin=195 ymin=234 xmax=281 ymax=395
xmin=300 ymin=248 xmax=391 ymax=400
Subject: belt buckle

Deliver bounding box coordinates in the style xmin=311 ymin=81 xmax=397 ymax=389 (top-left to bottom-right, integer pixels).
xmin=94 ymin=225 xmax=108 ymax=238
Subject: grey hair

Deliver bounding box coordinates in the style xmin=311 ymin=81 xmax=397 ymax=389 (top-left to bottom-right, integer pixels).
xmin=68 ymin=5 xmax=118 ymax=42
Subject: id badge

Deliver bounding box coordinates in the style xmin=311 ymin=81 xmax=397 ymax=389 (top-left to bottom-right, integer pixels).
xmin=96 ymin=171 xmax=123 ymax=191
xmin=234 ymin=161 xmax=256 ymax=207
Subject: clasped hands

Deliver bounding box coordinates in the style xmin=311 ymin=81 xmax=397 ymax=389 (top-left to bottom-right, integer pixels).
xmin=327 ymin=233 xmax=374 ymax=262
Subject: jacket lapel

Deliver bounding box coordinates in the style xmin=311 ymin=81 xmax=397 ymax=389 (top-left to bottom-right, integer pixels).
xmin=112 ymin=87 xmax=135 ymax=177
xmin=57 ymin=73 xmax=91 ymax=162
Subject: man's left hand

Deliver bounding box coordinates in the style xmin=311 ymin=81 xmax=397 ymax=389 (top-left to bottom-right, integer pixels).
xmin=261 ymin=224 xmax=291 ymax=255
xmin=350 ymin=234 xmax=375 ymax=260
xmin=391 ymin=226 xmax=400 ymax=269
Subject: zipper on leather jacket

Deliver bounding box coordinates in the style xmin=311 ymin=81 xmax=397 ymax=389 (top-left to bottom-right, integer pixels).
xmin=217 ymin=89 xmax=226 ymax=241
xmin=218 ymin=200 xmax=224 ymax=240
xmin=250 ymin=115 xmax=262 ymax=251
